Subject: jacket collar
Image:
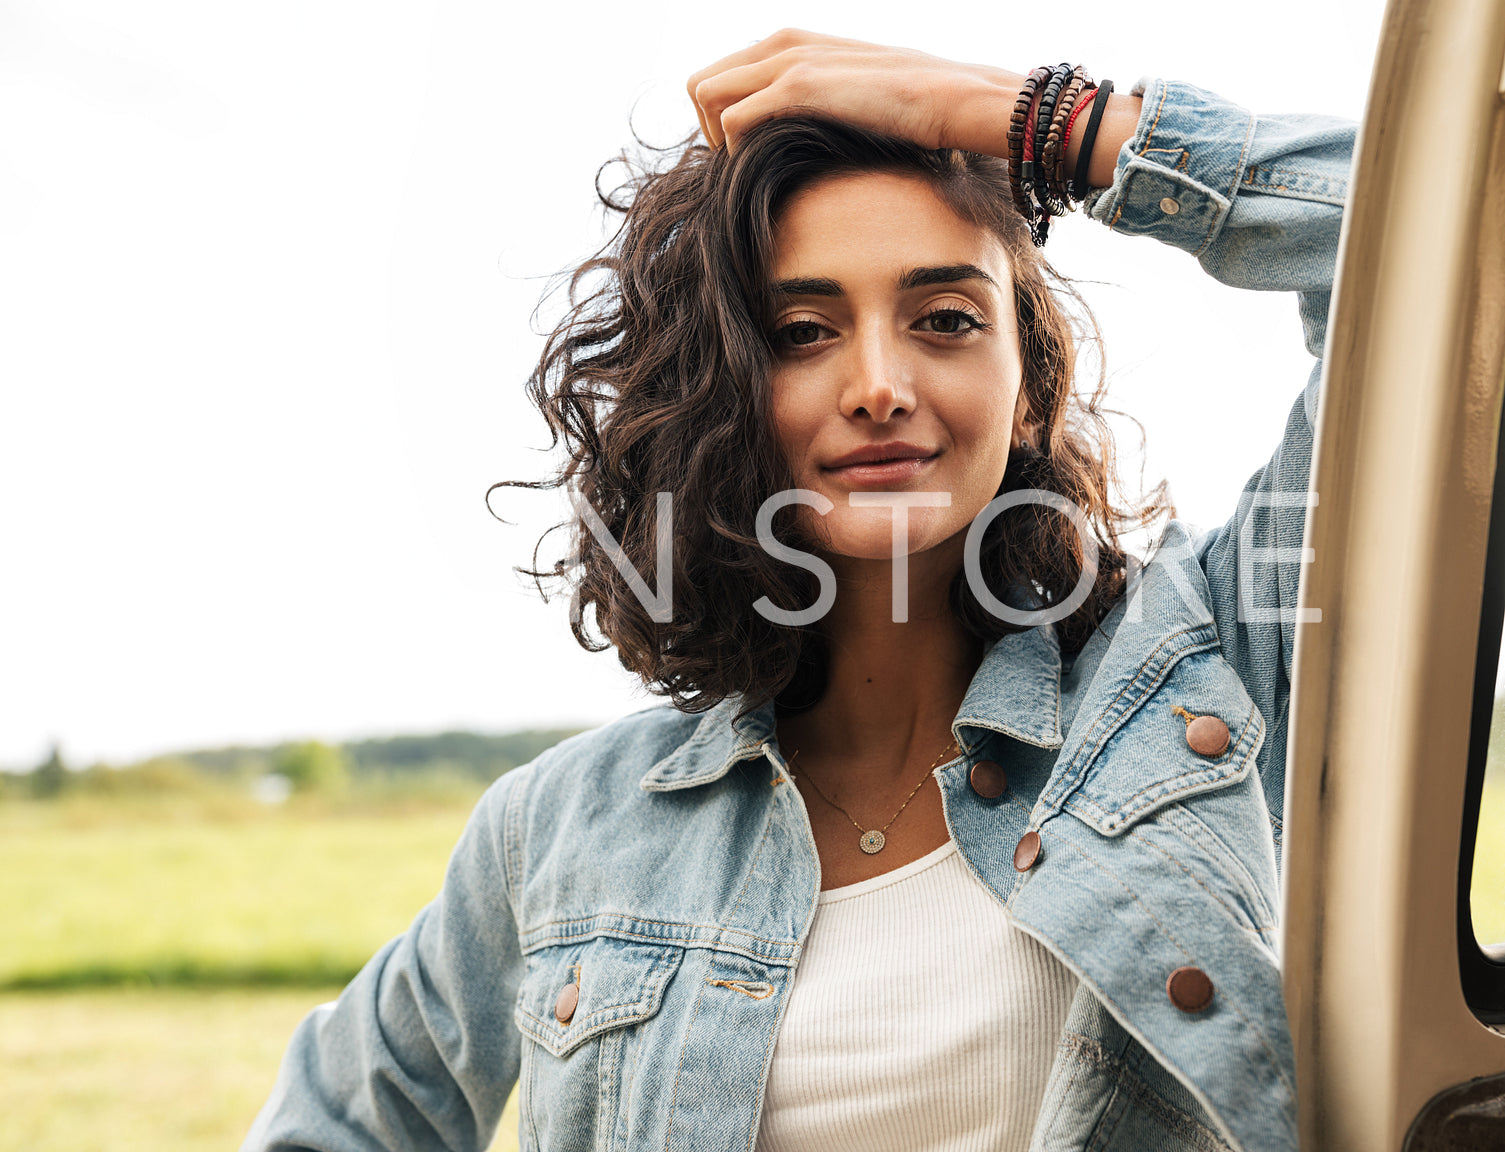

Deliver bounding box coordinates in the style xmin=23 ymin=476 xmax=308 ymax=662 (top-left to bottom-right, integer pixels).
xmin=638 ymin=626 xmax=1064 ymax=792
xmin=638 ymin=696 xmax=777 ymax=791
xmin=952 ymin=624 xmax=1064 ymax=753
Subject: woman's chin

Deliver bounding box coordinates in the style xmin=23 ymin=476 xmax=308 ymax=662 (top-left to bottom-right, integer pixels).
xmin=817 ymin=524 xmax=961 ymax=566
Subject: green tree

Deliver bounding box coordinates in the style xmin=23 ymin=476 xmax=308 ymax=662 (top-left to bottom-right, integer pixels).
xmin=273 ymin=741 xmax=351 ymax=794
xmin=30 ymin=744 xmax=68 ymax=799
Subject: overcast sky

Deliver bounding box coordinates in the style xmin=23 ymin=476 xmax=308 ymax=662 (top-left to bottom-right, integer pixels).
xmin=0 ymin=0 xmax=1390 ymax=768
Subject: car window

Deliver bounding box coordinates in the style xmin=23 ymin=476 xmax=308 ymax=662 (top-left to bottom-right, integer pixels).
xmin=1471 ymin=667 xmax=1505 ymax=960
xmin=1462 ymin=397 xmax=1505 ymax=1015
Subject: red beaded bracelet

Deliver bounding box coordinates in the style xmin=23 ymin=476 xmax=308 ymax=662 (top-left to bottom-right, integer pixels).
xmin=1062 ymin=86 xmax=1098 ymax=162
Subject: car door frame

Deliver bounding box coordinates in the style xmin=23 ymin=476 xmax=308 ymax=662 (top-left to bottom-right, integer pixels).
xmin=1280 ymin=0 xmax=1505 ymax=1148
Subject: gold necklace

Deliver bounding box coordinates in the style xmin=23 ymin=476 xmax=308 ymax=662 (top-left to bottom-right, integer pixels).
xmin=787 ymin=735 xmax=961 ymax=855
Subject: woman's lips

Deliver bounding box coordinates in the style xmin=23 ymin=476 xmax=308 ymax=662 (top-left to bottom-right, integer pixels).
xmin=823 ymin=454 xmax=937 ymax=485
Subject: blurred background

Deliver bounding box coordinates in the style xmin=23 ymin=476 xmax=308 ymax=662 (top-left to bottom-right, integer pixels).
xmin=11 ymin=0 xmax=1495 ymax=1149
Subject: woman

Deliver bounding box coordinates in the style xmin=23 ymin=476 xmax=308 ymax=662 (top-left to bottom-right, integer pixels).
xmin=245 ymin=29 xmax=1352 ymax=1152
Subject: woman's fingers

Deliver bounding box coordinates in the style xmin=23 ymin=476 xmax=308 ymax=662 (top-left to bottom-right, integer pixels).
xmin=714 ymin=84 xmax=814 ymax=155
xmin=686 ymin=34 xmax=786 ymax=148
xmin=685 ymin=34 xmax=778 ymax=101
xmin=689 ymin=88 xmax=711 ymax=151
xmin=688 ymin=30 xmax=877 ymax=152
xmin=692 ymin=57 xmax=790 ymax=150
xmin=686 ymin=28 xmax=1007 ymax=155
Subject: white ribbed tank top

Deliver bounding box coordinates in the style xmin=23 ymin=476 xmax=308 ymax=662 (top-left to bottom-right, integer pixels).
xmin=753 ymin=839 xmax=1079 ymax=1152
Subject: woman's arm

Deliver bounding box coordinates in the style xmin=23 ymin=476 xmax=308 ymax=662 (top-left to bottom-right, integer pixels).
xmin=685 ymin=28 xmax=1144 ymax=187
xmin=1084 ymin=79 xmax=1356 ymax=844
xmin=241 ymin=767 xmax=531 ymax=1152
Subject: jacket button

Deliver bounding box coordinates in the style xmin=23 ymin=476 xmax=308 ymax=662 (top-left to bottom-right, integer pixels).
xmin=555 ymin=981 xmax=579 ymax=1025
xmin=1013 ymin=830 xmax=1042 ymax=871
xmin=969 ymin=760 xmax=1007 ymax=799
xmin=1185 ymin=716 xmax=1230 ymax=757
xmin=1159 ymin=196 xmax=1181 ymax=215
xmin=1166 ymin=966 xmax=1215 ymax=1013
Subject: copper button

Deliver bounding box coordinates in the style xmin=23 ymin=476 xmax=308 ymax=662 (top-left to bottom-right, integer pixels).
xmin=1166 ymin=966 xmax=1215 ymax=1013
xmin=969 ymin=760 xmax=1007 ymax=800
xmin=554 ymin=981 xmax=579 ymax=1025
xmin=1013 ymin=830 xmax=1042 ymax=872
xmin=1185 ymin=715 xmax=1230 ymax=758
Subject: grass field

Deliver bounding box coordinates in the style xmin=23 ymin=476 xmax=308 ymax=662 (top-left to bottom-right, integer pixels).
xmin=0 ymin=795 xmax=479 ymax=988
xmin=0 ymin=987 xmax=520 ymax=1151
xmin=0 ymin=792 xmax=521 ymax=1150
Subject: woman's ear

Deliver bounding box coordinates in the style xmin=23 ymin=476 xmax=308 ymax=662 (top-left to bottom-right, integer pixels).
xmin=1011 ymin=398 xmax=1038 ymax=451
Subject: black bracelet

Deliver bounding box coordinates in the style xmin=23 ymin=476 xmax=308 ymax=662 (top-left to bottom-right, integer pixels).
xmin=1032 ymin=63 xmax=1074 ymax=195
xmin=1039 ymin=66 xmax=1086 ymax=218
xmin=1044 ymin=67 xmax=1089 ymax=209
xmin=1069 ymin=78 xmax=1114 ymax=202
xmin=1029 ymin=63 xmax=1074 ymax=245
xmin=1021 ymin=65 xmax=1067 ymax=204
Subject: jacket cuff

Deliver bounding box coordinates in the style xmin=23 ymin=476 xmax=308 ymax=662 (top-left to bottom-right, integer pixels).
xmin=1083 ymin=77 xmax=1259 ymax=259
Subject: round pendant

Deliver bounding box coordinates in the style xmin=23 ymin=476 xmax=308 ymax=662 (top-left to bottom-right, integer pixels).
xmin=859 ymin=829 xmax=886 ymax=854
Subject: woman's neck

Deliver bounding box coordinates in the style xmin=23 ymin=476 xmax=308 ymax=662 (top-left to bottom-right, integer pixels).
xmin=777 ymin=545 xmax=983 ymax=790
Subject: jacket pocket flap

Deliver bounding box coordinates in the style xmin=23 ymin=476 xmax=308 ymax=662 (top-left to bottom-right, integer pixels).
xmin=514 ymin=939 xmax=682 ymax=1058
xmin=1063 ymin=647 xmax=1265 ymax=835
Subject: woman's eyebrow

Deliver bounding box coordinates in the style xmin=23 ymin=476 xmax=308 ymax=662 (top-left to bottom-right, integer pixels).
xmin=769 ymin=263 xmax=998 ymax=301
xmin=898 ymin=263 xmax=999 ymax=291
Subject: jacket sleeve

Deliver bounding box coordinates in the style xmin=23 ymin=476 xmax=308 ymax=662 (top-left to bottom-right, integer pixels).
xmin=241 ymin=764 xmax=533 ymax=1152
xmin=1082 ymin=78 xmax=1356 ymax=831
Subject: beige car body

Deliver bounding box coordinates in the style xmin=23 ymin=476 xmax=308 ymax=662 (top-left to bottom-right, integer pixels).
xmin=1280 ymin=0 xmax=1505 ymax=1146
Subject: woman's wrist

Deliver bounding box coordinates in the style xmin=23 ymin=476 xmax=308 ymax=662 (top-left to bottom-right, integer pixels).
xmin=1063 ymin=89 xmax=1142 ymax=189
xmin=942 ymin=65 xmax=1030 ymax=159
xmin=947 ymin=65 xmax=1142 ymax=193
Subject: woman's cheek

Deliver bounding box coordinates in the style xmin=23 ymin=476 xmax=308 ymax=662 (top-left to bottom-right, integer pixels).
xmin=769 ymin=396 xmax=814 ymax=478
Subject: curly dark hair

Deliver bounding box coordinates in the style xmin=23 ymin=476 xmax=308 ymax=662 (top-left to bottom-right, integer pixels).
xmin=492 ymin=114 xmax=1170 ymax=715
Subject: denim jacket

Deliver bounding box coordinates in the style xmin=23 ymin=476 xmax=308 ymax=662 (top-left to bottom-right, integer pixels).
xmin=245 ymin=78 xmax=1356 ymax=1152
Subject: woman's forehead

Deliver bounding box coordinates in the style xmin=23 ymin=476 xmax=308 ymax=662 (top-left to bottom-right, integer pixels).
xmin=769 ymin=171 xmax=1009 ymax=287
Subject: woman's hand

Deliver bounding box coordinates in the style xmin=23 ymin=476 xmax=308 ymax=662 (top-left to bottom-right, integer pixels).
xmin=686 ymin=28 xmax=1023 ymax=156
xmin=686 ymin=29 xmax=1142 ymax=190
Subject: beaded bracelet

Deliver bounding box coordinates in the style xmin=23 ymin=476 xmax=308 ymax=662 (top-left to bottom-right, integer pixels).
xmin=1006 ymin=66 xmax=1052 ymax=225
xmin=1030 ymin=63 xmax=1074 ymax=196
xmin=1041 ymin=66 xmax=1090 ymax=213
xmin=1026 ymin=63 xmax=1073 ymax=244
xmin=1019 ymin=72 xmax=1052 ymax=211
xmin=1009 ymin=63 xmax=1111 ymax=245
xmin=1061 ymin=84 xmax=1098 ymax=164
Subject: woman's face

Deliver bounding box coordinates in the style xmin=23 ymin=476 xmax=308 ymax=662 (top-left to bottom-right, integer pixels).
xmin=766 ymin=171 xmax=1028 ymax=565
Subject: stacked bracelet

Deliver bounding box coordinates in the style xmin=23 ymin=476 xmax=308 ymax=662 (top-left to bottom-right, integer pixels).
xmin=1042 ymin=66 xmax=1089 ymax=210
xmin=1030 ymin=63 xmax=1075 ymax=239
xmin=1007 ymin=66 xmax=1052 ymax=228
xmin=1005 ymin=63 xmax=1112 ymax=246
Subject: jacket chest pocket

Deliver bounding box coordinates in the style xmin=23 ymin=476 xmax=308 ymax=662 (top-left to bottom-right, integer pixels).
xmin=1058 ymin=645 xmax=1279 ymax=939
xmin=513 ymin=938 xmax=683 ymax=1152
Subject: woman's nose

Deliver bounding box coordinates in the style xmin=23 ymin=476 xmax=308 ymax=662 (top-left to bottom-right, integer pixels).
xmin=839 ymin=329 xmax=915 ymax=423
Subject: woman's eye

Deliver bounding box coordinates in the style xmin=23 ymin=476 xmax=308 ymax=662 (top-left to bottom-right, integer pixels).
xmin=774 ymin=321 xmax=831 ymax=348
xmin=916 ymin=308 xmax=986 ymax=336
xmin=772 ymin=309 xmax=986 ymax=351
